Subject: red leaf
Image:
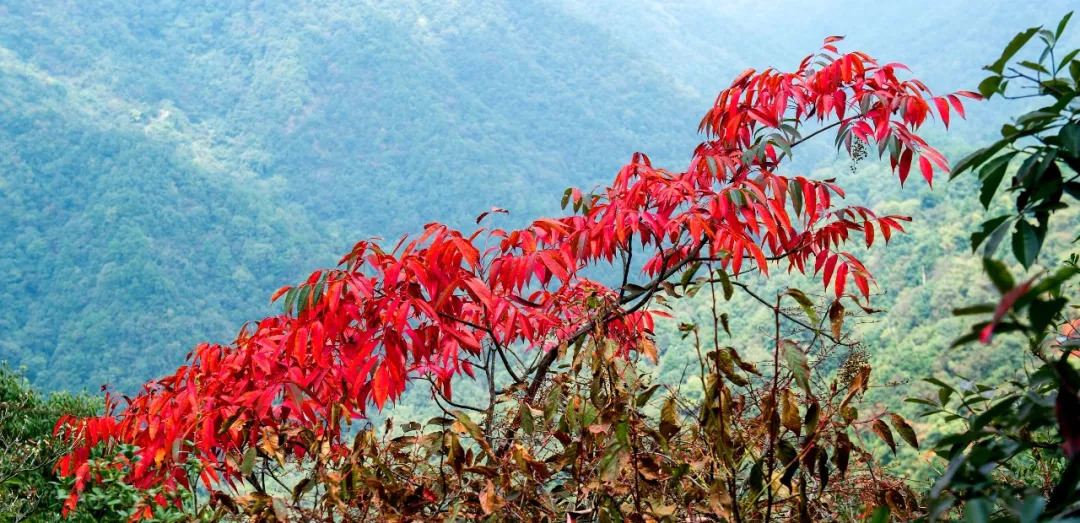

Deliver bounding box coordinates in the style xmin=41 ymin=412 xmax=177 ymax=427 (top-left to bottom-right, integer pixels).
xmin=980 ymin=277 xmax=1035 ymax=343
xmin=730 ymin=68 xmax=755 ymax=88
xmin=748 ymin=108 xmax=778 ymax=128
xmin=898 ymin=148 xmax=913 ymax=186
xmin=918 ymin=155 xmax=933 ymax=187
xmin=879 ymin=221 xmax=892 ymax=243
xmin=933 ymin=97 xmax=950 ymax=129
xmin=49 ymin=41 xmax=963 ymax=514
xmin=372 ymin=364 xmax=390 ymax=411
xmin=823 ymin=253 xmax=839 ymax=289
xmin=947 ymin=94 xmax=966 ymax=119
xmin=834 ymin=263 xmax=849 ymax=298
xmin=853 ymin=273 xmax=870 ymax=297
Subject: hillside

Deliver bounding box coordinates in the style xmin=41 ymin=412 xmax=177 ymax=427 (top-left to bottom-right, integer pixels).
xmin=0 ymin=1 xmax=715 ymax=391
xmin=0 ymin=51 xmax=337 ymax=391
xmin=1 ymin=0 xmax=1077 ymax=403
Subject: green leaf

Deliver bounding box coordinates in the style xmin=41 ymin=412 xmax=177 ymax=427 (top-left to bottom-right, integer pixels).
xmin=1011 ymin=219 xmax=1041 ymax=268
xmin=544 ymin=386 xmax=561 ymax=422
xmin=1066 ymin=181 xmax=1080 ymax=200
xmin=1014 ymin=151 xmax=1042 ymax=186
xmin=453 ymin=410 xmax=487 ymax=446
xmin=748 ymin=462 xmax=763 ymax=495
xmin=1016 ymin=109 xmax=1060 ymax=127
xmin=1039 ymin=31 xmax=1056 ymax=53
xmin=283 ymin=287 xmax=298 ymax=315
xmin=1061 ymin=122 xmax=1080 ymax=157
xmin=784 ymin=288 xmax=818 ymax=325
xmin=938 ymin=387 xmax=955 ymax=406
xmin=729 ymin=347 xmax=761 ymax=376
xmin=982 ymin=215 xmax=1014 ymax=258
xmin=977 ymin=75 xmax=1003 ymax=99
xmin=704 ymin=155 xmax=719 ymax=178
xmin=953 ymin=138 xmax=1011 ymax=179
xmin=978 ymin=152 xmax=1017 ymax=209
xmin=1018 ymin=60 xmax=1050 ymax=74
xmin=834 ymin=432 xmax=851 ymax=477
xmin=983 ymin=257 xmax=1015 ymax=293
xmin=520 ymin=402 xmax=534 ymax=436
xmin=272 ymin=498 xmax=289 ymax=521
xmin=635 ymin=384 xmax=660 ymax=408
xmin=924 ymin=377 xmax=958 ymax=396
xmin=817 ymin=450 xmax=830 ymax=493
xmin=1056 ymin=11 xmax=1074 ymax=40
xmin=621 ymin=283 xmax=648 ymax=300
xmin=905 ymin=398 xmax=939 ymax=407
xmin=777 ymin=439 xmax=798 ymax=486
xmin=1014 ymin=496 xmax=1046 ymax=523
xmin=681 ymin=262 xmax=702 ymax=288
xmin=297 ymin=285 xmax=311 ymax=314
xmin=965 ymin=499 xmax=992 ymax=523
xmin=952 ymin=304 xmax=996 ymax=316
xmin=870 ymin=506 xmax=890 ymax=523
xmin=598 ymin=441 xmax=629 ymax=482
xmin=770 ymin=133 xmax=793 ymax=159
xmin=782 ymin=340 xmax=811 ymax=396
xmin=292 ymin=477 xmax=313 ymax=502
xmin=987 ymin=27 xmax=1041 ymax=74
xmin=804 ymin=400 xmax=821 ymax=433
xmin=971 ymin=215 xmax=1010 ymax=253
xmin=1029 ymin=297 xmax=1068 ymax=336
xmin=1059 ymin=49 xmax=1080 ymax=75
xmin=789 ymin=180 xmax=804 ymax=217
xmin=614 ymin=420 xmax=629 ymax=446
xmin=241 ymin=446 xmax=257 ymax=476
xmin=715 ymin=269 xmax=733 ymax=300
xmin=1021 ymin=266 xmax=1080 ymax=303
xmin=1030 ymin=149 xmax=1059 ymax=187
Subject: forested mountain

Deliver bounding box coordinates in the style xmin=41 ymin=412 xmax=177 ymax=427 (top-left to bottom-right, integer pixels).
xmin=0 ymin=0 xmax=1076 ymax=406
xmin=0 ymin=0 xmax=708 ymax=391
xmin=0 ymin=53 xmax=337 ymax=391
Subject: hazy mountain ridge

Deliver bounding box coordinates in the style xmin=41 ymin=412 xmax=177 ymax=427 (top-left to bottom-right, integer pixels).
xmin=0 ymin=0 xmax=708 ymax=391
xmin=1 ymin=0 xmax=1078 ymax=399
xmin=0 ymin=50 xmax=338 ymax=390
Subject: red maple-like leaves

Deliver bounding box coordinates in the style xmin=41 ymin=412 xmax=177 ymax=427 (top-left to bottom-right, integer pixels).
xmin=53 ymin=38 xmax=974 ymax=518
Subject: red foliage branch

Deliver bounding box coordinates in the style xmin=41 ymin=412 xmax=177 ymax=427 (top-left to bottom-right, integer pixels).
xmin=53 ymin=38 xmax=976 ymax=517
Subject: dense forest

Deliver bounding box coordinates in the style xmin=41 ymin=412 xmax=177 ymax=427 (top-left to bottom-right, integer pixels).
xmin=1 ymin=0 xmax=1074 ymax=393
xmin=2 ymin=1 xmax=1080 ymax=521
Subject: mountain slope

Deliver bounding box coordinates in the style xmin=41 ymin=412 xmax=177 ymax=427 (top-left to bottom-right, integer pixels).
xmin=0 ymin=53 xmax=336 ymax=391
xmin=0 ymin=1 xmax=709 ymax=391
xmin=1 ymin=0 xmax=706 ymax=234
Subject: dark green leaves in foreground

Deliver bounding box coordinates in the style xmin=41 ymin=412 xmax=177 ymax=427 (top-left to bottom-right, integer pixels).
xmin=960 ymin=12 xmax=1079 ymax=268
